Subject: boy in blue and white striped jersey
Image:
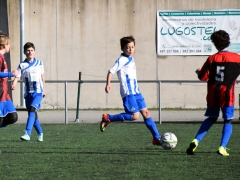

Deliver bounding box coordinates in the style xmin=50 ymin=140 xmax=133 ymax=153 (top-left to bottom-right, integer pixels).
xmin=12 ymin=42 xmax=46 ymax=142
xmin=100 ymin=36 xmax=161 ymax=145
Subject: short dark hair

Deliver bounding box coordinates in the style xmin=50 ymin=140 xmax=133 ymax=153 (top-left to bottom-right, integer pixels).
xmin=120 ymin=36 xmax=135 ymax=50
xmin=24 ymin=42 xmax=35 ymax=52
xmin=211 ymin=30 xmax=230 ymax=51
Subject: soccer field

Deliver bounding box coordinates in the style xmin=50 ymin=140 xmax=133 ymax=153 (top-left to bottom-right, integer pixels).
xmin=0 ymin=123 xmax=239 ymax=180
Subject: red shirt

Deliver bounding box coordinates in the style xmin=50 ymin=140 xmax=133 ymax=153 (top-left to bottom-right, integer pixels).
xmin=198 ymin=51 xmax=240 ymax=107
xmin=0 ymin=54 xmax=11 ymax=102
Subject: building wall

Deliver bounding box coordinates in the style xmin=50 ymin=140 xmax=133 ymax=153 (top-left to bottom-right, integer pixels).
xmin=4 ymin=0 xmax=240 ymax=109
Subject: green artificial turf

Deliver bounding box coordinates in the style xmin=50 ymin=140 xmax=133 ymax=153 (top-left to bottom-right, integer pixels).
xmin=0 ymin=123 xmax=239 ymax=180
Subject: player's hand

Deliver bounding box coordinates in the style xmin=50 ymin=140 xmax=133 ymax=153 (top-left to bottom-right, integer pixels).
xmin=12 ymin=70 xmax=18 ymax=77
xmin=43 ymin=92 xmax=46 ymax=98
xmin=105 ymin=84 xmax=111 ymax=93
xmin=195 ymin=68 xmax=201 ymax=74
xmin=11 ymin=84 xmax=16 ymax=90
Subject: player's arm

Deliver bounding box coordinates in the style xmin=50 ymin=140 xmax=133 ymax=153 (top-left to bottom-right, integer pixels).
xmin=196 ymin=58 xmax=210 ymax=81
xmin=105 ymin=72 xmax=112 ymax=93
xmin=11 ymin=67 xmax=21 ymax=90
xmin=195 ymin=68 xmax=201 ymax=75
xmin=105 ymin=57 xmax=127 ymax=93
xmin=11 ymin=77 xmax=20 ymax=90
xmin=40 ymin=61 xmax=46 ymax=97
xmin=0 ymin=70 xmax=18 ymax=78
xmin=41 ymin=74 xmax=46 ymax=97
xmin=0 ymin=57 xmax=18 ymax=78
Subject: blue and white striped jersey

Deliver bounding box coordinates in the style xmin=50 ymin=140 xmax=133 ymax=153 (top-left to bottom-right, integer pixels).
xmin=109 ymin=53 xmax=140 ymax=98
xmin=17 ymin=58 xmax=44 ymax=96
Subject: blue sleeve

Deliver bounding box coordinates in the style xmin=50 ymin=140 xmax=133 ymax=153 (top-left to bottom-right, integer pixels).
xmin=0 ymin=72 xmax=12 ymax=78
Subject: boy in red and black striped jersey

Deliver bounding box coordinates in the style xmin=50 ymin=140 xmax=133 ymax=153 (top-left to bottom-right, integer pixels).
xmin=186 ymin=30 xmax=240 ymax=156
xmin=0 ymin=31 xmax=18 ymax=127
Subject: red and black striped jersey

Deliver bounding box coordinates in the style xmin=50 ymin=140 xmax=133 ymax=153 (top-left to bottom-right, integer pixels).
xmin=0 ymin=54 xmax=11 ymax=102
xmin=198 ymin=51 xmax=240 ymax=107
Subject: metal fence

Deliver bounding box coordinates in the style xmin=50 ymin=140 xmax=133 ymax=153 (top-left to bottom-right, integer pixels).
xmin=13 ymin=80 xmax=240 ymax=124
xmin=43 ymin=80 xmax=208 ymax=124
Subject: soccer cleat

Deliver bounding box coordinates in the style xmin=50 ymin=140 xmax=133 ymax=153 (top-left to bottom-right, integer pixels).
xmin=186 ymin=139 xmax=198 ymax=155
xmin=152 ymin=138 xmax=162 ymax=146
xmin=217 ymin=146 xmax=229 ymax=156
xmin=100 ymin=114 xmax=111 ymax=132
xmin=37 ymin=133 xmax=43 ymax=142
xmin=20 ymin=132 xmax=30 ymax=141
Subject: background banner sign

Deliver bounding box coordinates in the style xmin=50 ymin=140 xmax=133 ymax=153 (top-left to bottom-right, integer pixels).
xmin=157 ymin=9 xmax=240 ymax=55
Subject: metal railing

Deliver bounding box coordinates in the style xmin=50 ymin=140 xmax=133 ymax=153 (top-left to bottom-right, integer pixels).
xmin=44 ymin=80 xmax=207 ymax=124
xmin=14 ymin=80 xmax=240 ymax=124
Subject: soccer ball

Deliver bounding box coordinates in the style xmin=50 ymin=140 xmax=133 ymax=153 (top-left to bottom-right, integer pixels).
xmin=161 ymin=132 xmax=178 ymax=150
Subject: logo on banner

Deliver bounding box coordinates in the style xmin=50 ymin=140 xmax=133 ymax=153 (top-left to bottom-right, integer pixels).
xmin=204 ymin=44 xmax=212 ymax=53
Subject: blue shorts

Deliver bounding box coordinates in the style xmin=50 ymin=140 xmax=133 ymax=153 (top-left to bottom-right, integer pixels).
xmin=122 ymin=93 xmax=146 ymax=114
xmin=0 ymin=100 xmax=16 ymax=117
xmin=25 ymin=93 xmax=43 ymax=110
xmin=204 ymin=106 xmax=234 ymax=120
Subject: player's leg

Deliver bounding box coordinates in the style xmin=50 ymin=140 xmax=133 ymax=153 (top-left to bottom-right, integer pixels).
xmin=140 ymin=108 xmax=161 ymax=145
xmin=0 ymin=117 xmax=5 ymax=127
xmin=194 ymin=116 xmax=218 ymax=142
xmin=20 ymin=106 xmax=36 ymax=141
xmin=3 ymin=112 xmax=18 ymax=126
xmin=33 ymin=112 xmax=43 ymax=142
xmin=195 ymin=106 xmax=219 ymax=142
xmin=217 ymin=106 xmax=233 ymax=156
xmin=100 ymin=94 xmax=138 ymax=132
xmin=186 ymin=106 xmax=219 ymax=155
xmin=0 ymin=100 xmax=18 ymax=127
xmin=135 ymin=93 xmax=161 ymax=145
xmin=107 ymin=113 xmax=135 ymax=122
xmin=33 ymin=112 xmax=42 ymax=134
xmin=21 ymin=93 xmax=43 ymax=141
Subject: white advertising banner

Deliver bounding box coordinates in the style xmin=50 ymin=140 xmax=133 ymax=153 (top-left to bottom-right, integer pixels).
xmin=157 ymin=9 xmax=240 ymax=55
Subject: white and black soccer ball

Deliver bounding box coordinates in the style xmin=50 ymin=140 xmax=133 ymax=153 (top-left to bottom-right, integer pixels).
xmin=161 ymin=132 xmax=178 ymax=150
